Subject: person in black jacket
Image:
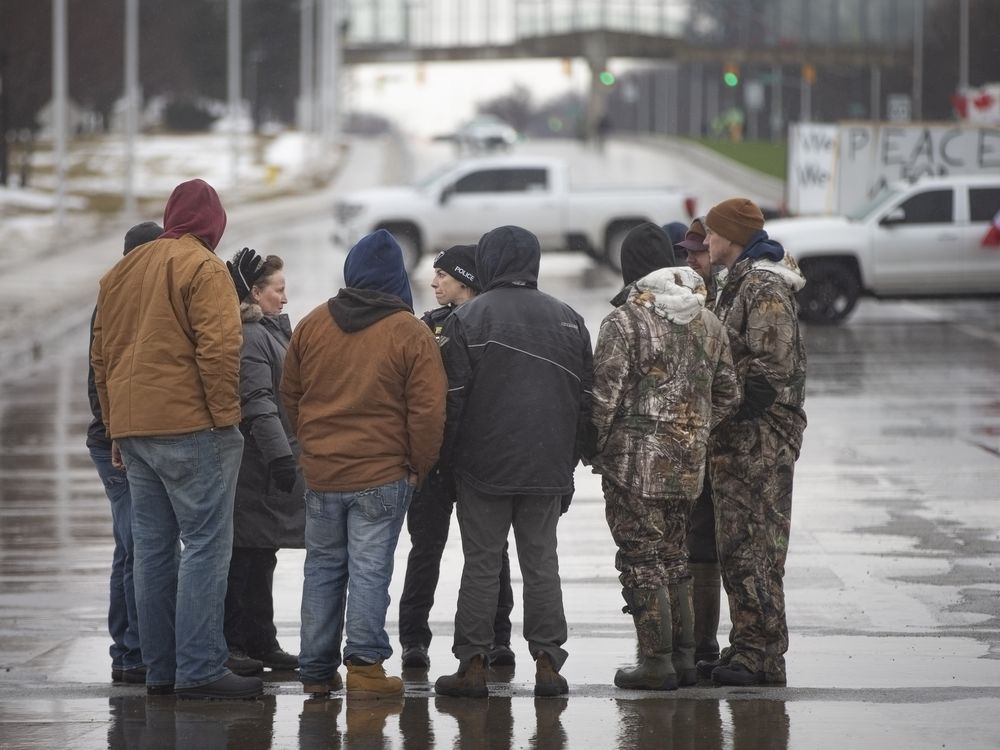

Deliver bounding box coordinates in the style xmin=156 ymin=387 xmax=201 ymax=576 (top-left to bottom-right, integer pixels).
xmin=87 ymin=221 xmax=163 ymax=686
xmin=398 ymin=245 xmax=516 ymax=670
xmin=434 ymin=226 xmax=593 ymax=699
xmin=224 ymin=253 xmax=306 ymax=674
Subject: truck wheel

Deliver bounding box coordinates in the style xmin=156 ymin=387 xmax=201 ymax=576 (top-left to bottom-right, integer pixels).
xmin=797 ymin=261 xmax=860 ymax=324
xmin=377 ymin=224 xmax=421 ymax=271
xmin=604 ymin=221 xmax=645 ymax=274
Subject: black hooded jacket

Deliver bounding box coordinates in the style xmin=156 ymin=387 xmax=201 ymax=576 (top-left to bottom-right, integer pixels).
xmin=439 ymin=226 xmax=594 ymax=495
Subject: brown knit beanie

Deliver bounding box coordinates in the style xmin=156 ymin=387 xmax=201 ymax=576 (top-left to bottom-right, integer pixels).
xmin=706 ymin=198 xmax=765 ymax=247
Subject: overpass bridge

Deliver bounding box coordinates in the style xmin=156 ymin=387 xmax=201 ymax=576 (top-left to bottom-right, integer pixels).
xmin=341 ymin=0 xmax=921 ymax=137
xmin=337 ymin=0 xmax=918 ymax=140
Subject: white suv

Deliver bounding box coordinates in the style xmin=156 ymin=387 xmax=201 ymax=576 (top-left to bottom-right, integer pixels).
xmin=766 ymin=174 xmax=1000 ymax=323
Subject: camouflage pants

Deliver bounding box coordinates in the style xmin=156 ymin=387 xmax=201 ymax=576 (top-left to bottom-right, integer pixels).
xmin=709 ymin=418 xmax=795 ymax=674
xmin=603 ymin=477 xmax=694 ymax=589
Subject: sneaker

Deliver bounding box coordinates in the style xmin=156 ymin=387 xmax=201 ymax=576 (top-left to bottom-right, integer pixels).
xmin=534 ymin=653 xmax=568 ymax=697
xmin=711 ymin=662 xmax=763 ymax=687
xmin=434 ymin=655 xmax=488 ymax=698
xmin=302 ymin=671 xmax=344 ymax=696
xmin=251 ymin=648 xmax=299 ymax=671
xmin=112 ymin=665 xmax=147 ymax=684
xmin=176 ymin=673 xmax=263 ymax=700
xmin=487 ymin=643 xmax=516 ymax=667
xmin=226 ymin=649 xmax=263 ymax=676
xmin=345 ymin=658 xmax=403 ymax=699
xmin=400 ymin=644 xmax=430 ymax=669
xmin=146 ymin=683 xmax=174 ymax=696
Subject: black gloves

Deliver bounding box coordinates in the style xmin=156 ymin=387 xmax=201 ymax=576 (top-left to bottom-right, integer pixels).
xmin=270 ymin=455 xmax=298 ymax=493
xmin=560 ymin=493 xmax=573 ymax=515
xmin=734 ymin=374 xmax=778 ymax=421
xmin=227 ymin=247 xmax=266 ymax=302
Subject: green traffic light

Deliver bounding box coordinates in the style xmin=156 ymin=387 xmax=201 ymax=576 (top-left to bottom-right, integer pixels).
xmin=599 ymin=71 xmax=616 ymax=86
xmin=723 ymin=72 xmax=739 ymax=87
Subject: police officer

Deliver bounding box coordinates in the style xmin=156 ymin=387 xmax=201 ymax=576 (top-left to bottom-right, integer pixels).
xmin=398 ymin=245 xmax=516 ymax=669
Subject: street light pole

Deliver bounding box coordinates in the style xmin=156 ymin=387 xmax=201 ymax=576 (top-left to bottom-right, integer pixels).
xmin=123 ymin=0 xmax=139 ymax=219
xmin=52 ymin=0 xmax=67 ymax=233
xmin=227 ymin=0 xmax=241 ymax=193
xmin=912 ymin=0 xmax=923 ymax=121
xmin=958 ymin=0 xmax=969 ymax=92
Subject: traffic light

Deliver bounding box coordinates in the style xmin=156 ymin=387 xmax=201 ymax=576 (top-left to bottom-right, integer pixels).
xmin=723 ymin=64 xmax=740 ymax=87
xmin=801 ymin=63 xmax=816 ymax=85
xmin=599 ymin=70 xmax=616 ymax=86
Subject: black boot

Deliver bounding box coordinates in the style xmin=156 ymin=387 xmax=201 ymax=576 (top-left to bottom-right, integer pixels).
xmin=690 ymin=561 xmax=721 ymax=663
xmin=668 ymin=579 xmax=697 ymax=687
xmin=614 ymin=587 xmax=677 ymax=691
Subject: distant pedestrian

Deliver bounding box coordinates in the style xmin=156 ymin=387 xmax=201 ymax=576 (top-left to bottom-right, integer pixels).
xmin=434 ymin=225 xmax=593 ymax=699
xmin=91 ymin=178 xmax=263 ymax=699
xmin=224 ymin=252 xmax=305 ymax=676
xmin=699 ymin=198 xmax=807 ymax=687
xmin=591 ymin=266 xmax=738 ymax=690
xmin=87 ymin=220 xmax=162 ymax=687
xmin=282 ymin=229 xmax=446 ymax=699
xmin=398 ymin=245 xmax=516 ymax=670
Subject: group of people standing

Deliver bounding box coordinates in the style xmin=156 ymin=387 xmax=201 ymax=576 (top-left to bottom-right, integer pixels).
xmin=88 ymin=175 xmax=806 ymax=702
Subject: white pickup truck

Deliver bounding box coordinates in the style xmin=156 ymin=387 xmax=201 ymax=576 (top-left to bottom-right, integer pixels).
xmin=333 ymin=155 xmax=695 ymax=270
xmin=766 ymin=173 xmax=1000 ymax=323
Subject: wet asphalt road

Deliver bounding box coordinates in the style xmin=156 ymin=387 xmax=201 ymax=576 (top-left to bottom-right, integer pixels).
xmin=1 ymin=138 xmax=1000 ymax=749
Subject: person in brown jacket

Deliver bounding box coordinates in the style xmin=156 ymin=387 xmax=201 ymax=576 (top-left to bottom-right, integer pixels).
xmin=281 ymin=229 xmax=446 ymax=699
xmin=91 ymin=178 xmax=262 ymax=701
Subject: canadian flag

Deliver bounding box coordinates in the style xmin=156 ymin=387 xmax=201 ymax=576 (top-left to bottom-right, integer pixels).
xmin=983 ymin=210 xmax=1000 ymax=248
xmin=953 ymin=84 xmax=1000 ymax=125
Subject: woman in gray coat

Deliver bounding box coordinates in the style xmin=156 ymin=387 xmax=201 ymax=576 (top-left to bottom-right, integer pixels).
xmin=224 ymin=254 xmax=305 ymax=672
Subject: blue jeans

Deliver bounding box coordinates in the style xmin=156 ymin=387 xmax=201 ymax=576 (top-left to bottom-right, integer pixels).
xmin=119 ymin=426 xmax=243 ymax=690
xmin=90 ymin=446 xmax=143 ymax=671
xmin=299 ymin=478 xmax=413 ymax=682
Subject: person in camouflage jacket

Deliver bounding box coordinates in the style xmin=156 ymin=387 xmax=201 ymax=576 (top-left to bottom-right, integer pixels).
xmin=700 ymin=198 xmax=807 ymax=688
xmin=591 ymin=265 xmax=739 ymax=691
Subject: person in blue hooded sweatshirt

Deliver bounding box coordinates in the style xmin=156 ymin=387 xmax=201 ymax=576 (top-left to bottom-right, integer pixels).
xmin=433 ymin=225 xmax=593 ymax=699
xmin=698 ymin=198 xmax=808 ymax=687
xmin=281 ymin=229 xmax=447 ymax=698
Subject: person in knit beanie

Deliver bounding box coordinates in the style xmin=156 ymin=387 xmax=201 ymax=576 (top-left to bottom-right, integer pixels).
xmin=697 ymin=198 xmax=807 ymax=688
xmin=705 ymin=198 xmax=765 ymax=250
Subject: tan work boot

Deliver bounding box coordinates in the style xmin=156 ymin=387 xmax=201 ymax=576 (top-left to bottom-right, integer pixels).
xmin=301 ymin=671 xmax=343 ymax=695
xmin=534 ymin=652 xmax=568 ymax=697
xmin=345 ymin=658 xmax=403 ymax=699
xmin=434 ymin=654 xmax=489 ymax=698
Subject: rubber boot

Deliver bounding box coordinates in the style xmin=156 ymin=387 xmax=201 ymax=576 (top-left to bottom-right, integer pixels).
xmin=668 ymin=579 xmax=697 ymax=686
xmin=614 ymin=587 xmax=677 ymax=691
xmin=690 ymin=561 xmax=721 ymax=663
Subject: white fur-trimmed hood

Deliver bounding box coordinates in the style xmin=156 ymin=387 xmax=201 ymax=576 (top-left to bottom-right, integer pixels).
xmin=630 ymin=266 xmax=707 ymax=325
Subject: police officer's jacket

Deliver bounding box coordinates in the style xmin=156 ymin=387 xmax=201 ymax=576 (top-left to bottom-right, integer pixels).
xmin=439 ymin=226 xmax=593 ymax=496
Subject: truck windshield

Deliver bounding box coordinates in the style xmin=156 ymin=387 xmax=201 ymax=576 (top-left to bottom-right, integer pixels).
xmin=846 ymin=186 xmax=901 ymax=221
xmin=413 ymin=164 xmax=456 ymax=190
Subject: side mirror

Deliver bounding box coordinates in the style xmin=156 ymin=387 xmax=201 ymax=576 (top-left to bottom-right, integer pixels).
xmin=880 ymin=207 xmax=905 ymax=226
xmin=439 ymin=186 xmax=453 ymax=205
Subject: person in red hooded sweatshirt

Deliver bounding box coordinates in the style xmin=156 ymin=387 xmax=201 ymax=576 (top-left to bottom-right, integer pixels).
xmin=92 ymin=179 xmax=263 ymax=700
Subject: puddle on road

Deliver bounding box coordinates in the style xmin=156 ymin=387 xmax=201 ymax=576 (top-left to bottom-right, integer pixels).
xmin=2 ymin=692 xmax=1000 ymax=749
